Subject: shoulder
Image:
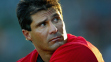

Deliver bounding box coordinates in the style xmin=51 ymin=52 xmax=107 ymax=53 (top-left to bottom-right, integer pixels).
xmin=67 ymin=34 xmax=88 ymax=45
xmin=50 ymin=41 xmax=104 ymax=62
xmin=17 ymin=49 xmax=38 ymax=62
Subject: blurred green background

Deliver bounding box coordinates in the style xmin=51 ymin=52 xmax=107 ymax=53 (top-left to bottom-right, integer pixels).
xmin=0 ymin=0 xmax=111 ymax=62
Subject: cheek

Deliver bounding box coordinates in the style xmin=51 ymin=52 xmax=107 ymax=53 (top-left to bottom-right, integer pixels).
xmin=36 ymin=28 xmax=48 ymax=41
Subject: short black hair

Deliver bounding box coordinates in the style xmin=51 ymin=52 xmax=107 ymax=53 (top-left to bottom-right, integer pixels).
xmin=16 ymin=0 xmax=62 ymax=31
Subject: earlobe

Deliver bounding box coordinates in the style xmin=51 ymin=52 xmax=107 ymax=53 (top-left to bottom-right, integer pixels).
xmin=22 ymin=29 xmax=32 ymax=41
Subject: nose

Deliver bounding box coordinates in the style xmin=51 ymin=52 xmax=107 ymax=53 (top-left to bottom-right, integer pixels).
xmin=49 ymin=22 xmax=58 ymax=34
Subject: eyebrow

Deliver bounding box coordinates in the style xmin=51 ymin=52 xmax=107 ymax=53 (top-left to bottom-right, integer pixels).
xmin=52 ymin=13 xmax=59 ymax=17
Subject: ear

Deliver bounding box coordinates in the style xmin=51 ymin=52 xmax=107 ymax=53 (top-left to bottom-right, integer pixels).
xmin=22 ymin=29 xmax=32 ymax=41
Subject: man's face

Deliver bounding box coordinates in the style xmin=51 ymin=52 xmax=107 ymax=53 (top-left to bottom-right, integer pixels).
xmin=29 ymin=8 xmax=67 ymax=51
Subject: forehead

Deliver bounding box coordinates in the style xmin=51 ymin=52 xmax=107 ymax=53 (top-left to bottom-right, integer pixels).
xmin=31 ymin=8 xmax=59 ymax=19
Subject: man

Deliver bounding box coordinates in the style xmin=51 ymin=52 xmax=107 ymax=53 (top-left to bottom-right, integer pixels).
xmin=16 ymin=0 xmax=104 ymax=62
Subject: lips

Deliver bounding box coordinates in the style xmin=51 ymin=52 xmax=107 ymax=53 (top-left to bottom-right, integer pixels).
xmin=49 ymin=36 xmax=62 ymax=42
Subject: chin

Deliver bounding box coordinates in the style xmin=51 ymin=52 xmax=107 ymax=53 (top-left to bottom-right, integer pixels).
xmin=50 ymin=41 xmax=65 ymax=51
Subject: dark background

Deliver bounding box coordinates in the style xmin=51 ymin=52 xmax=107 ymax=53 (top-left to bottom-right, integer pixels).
xmin=0 ymin=0 xmax=111 ymax=62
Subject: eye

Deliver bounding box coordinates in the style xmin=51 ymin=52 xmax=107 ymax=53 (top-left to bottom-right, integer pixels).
xmin=53 ymin=17 xmax=59 ymax=23
xmin=39 ymin=22 xmax=46 ymax=27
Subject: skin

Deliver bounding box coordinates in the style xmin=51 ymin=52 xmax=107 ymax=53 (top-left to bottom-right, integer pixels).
xmin=22 ymin=7 xmax=67 ymax=62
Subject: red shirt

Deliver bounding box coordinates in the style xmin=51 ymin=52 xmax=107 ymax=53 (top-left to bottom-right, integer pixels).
xmin=50 ymin=34 xmax=104 ymax=62
xmin=17 ymin=34 xmax=104 ymax=62
xmin=17 ymin=49 xmax=38 ymax=62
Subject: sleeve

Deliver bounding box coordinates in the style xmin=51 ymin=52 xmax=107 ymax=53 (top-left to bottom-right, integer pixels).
xmin=49 ymin=42 xmax=103 ymax=62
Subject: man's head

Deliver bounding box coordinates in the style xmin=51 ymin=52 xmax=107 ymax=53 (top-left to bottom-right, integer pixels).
xmin=16 ymin=0 xmax=67 ymax=52
xmin=16 ymin=0 xmax=62 ymax=31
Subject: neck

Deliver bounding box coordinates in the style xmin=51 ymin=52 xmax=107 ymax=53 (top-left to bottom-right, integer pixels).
xmin=36 ymin=48 xmax=54 ymax=62
xmin=40 ymin=52 xmax=53 ymax=62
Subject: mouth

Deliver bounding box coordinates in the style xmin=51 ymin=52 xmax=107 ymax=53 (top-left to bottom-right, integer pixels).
xmin=49 ymin=36 xmax=62 ymax=42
